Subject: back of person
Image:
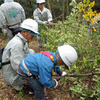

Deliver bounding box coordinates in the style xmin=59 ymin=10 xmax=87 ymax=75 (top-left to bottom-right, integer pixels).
xmin=17 ymin=44 xmax=78 ymax=99
xmin=1 ymin=1 xmax=25 ymax=28
xmin=0 ymin=0 xmax=26 ymax=41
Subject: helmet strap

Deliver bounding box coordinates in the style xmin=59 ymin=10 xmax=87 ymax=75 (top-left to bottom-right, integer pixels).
xmin=25 ymin=32 xmax=30 ymax=39
xmin=56 ymin=51 xmax=61 ymax=65
xmin=54 ymin=51 xmax=61 ymax=73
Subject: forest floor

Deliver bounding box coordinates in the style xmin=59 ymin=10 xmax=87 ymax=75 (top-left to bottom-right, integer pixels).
xmin=0 ymin=33 xmax=79 ymax=100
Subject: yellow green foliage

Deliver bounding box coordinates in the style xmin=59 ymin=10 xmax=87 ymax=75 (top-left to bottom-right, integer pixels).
xmin=78 ymin=0 xmax=100 ymax=31
xmin=78 ymin=0 xmax=96 ymax=21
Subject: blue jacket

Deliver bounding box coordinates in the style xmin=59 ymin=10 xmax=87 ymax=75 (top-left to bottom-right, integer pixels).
xmin=20 ymin=51 xmax=61 ymax=88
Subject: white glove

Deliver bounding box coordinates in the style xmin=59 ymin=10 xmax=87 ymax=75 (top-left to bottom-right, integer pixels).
xmin=47 ymin=21 xmax=52 ymax=25
xmin=43 ymin=21 xmax=48 ymax=24
xmin=29 ymin=49 xmax=35 ymax=54
xmin=61 ymin=71 xmax=67 ymax=76
xmin=53 ymin=79 xmax=58 ymax=88
xmin=2 ymin=28 xmax=7 ymax=36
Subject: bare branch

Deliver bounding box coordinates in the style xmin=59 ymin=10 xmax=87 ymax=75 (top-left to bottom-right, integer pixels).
xmin=46 ymin=20 xmax=88 ymax=26
xmin=62 ymin=72 xmax=100 ymax=78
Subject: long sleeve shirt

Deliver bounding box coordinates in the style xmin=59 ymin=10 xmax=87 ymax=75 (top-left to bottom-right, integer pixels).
xmin=2 ymin=33 xmax=34 ymax=86
xmin=33 ymin=7 xmax=52 ymax=24
xmin=20 ymin=51 xmax=61 ymax=88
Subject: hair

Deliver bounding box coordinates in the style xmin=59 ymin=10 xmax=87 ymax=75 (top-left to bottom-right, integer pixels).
xmin=37 ymin=3 xmax=45 ymax=7
xmin=56 ymin=51 xmax=61 ymax=61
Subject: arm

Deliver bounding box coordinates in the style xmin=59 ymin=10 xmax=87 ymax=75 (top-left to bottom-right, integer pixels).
xmin=0 ymin=7 xmax=8 ymax=35
xmin=47 ymin=9 xmax=53 ymax=22
xmin=0 ymin=7 xmax=7 ymax=28
xmin=54 ymin=65 xmax=67 ymax=76
xmin=54 ymin=65 xmax=62 ymax=75
xmin=39 ymin=66 xmax=56 ymax=88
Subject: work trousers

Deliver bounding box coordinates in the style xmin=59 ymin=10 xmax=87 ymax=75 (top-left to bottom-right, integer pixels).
xmin=20 ymin=75 xmax=46 ymax=100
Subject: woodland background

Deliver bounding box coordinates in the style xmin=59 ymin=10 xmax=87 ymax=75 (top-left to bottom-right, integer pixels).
xmin=0 ymin=0 xmax=100 ymax=100
xmin=0 ymin=0 xmax=100 ymax=22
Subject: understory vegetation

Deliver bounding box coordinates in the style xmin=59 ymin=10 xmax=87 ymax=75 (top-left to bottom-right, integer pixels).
xmin=0 ymin=0 xmax=100 ymax=100
xmin=39 ymin=0 xmax=100 ymax=99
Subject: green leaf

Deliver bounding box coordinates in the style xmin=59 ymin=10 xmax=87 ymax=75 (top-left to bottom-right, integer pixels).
xmin=83 ymin=57 xmax=87 ymax=63
xmin=86 ymin=0 xmax=90 ymax=5
xmin=98 ymin=22 xmax=100 ymax=27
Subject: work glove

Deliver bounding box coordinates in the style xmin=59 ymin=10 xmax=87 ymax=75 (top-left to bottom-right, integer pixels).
xmin=61 ymin=71 xmax=67 ymax=76
xmin=47 ymin=21 xmax=52 ymax=25
xmin=46 ymin=21 xmax=53 ymax=25
xmin=43 ymin=21 xmax=52 ymax=25
xmin=43 ymin=21 xmax=48 ymax=25
xmin=2 ymin=28 xmax=7 ymax=36
xmin=53 ymin=79 xmax=58 ymax=88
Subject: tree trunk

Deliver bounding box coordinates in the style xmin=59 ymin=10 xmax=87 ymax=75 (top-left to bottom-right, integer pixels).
xmin=62 ymin=0 xmax=65 ymax=23
xmin=47 ymin=0 xmax=52 ymax=13
xmin=66 ymin=0 xmax=69 ymax=16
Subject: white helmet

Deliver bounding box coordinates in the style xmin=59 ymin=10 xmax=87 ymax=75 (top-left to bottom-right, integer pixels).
xmin=20 ymin=19 xmax=39 ymax=36
xmin=4 ymin=0 xmax=14 ymax=3
xmin=36 ymin=0 xmax=45 ymax=4
xmin=58 ymin=44 xmax=78 ymax=69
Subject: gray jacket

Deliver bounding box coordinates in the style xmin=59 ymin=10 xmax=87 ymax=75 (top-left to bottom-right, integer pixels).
xmin=33 ymin=7 xmax=52 ymax=24
xmin=0 ymin=8 xmax=6 ymax=28
xmin=0 ymin=1 xmax=26 ymax=41
xmin=0 ymin=1 xmax=26 ymax=28
xmin=2 ymin=33 xmax=34 ymax=86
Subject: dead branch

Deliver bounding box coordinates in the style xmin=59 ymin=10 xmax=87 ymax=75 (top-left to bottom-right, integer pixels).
xmin=46 ymin=20 xmax=88 ymax=26
xmin=62 ymin=72 xmax=100 ymax=78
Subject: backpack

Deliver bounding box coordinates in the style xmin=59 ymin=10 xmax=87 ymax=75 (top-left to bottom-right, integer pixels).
xmin=8 ymin=27 xmax=22 ymax=36
xmin=0 ymin=48 xmax=10 ymax=69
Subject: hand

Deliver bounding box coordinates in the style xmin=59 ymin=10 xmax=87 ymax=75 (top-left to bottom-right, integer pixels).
xmin=56 ymin=77 xmax=61 ymax=81
xmin=2 ymin=28 xmax=7 ymax=36
xmin=47 ymin=21 xmax=52 ymax=25
xmin=53 ymin=79 xmax=58 ymax=88
xmin=61 ymin=71 xmax=67 ymax=76
xmin=43 ymin=21 xmax=48 ymax=24
xmin=43 ymin=21 xmax=51 ymax=25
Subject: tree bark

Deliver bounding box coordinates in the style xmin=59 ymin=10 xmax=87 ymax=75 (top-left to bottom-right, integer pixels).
xmin=47 ymin=0 xmax=52 ymax=13
xmin=66 ymin=0 xmax=69 ymax=16
xmin=62 ymin=0 xmax=65 ymax=23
